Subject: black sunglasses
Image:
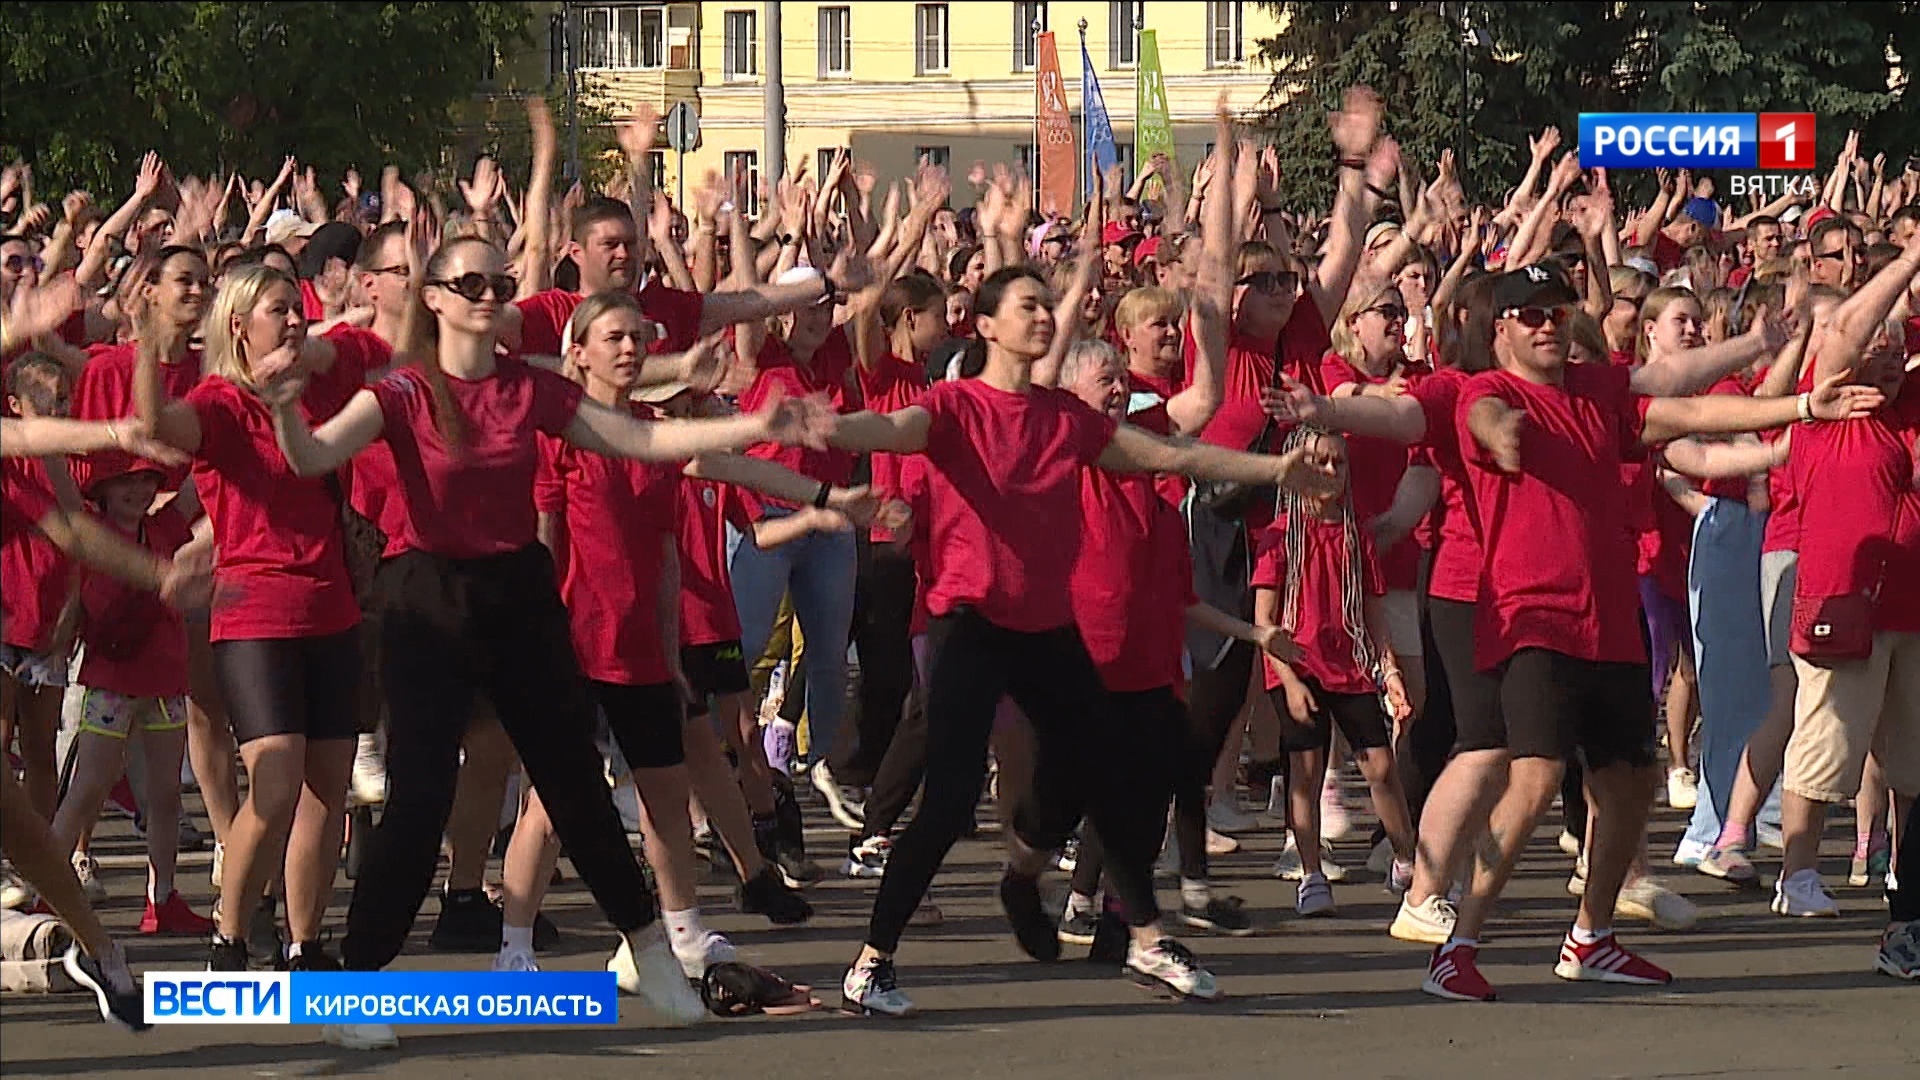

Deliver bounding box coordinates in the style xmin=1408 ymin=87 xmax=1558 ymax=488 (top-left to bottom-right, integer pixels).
xmin=1501 ymin=304 xmax=1573 ymax=329
xmin=1811 ymin=248 xmax=1859 ymax=263
xmin=1236 ymin=270 xmax=1301 ymax=295
xmin=1363 ymin=304 xmax=1409 ymax=322
xmin=428 ymin=272 xmax=517 ymax=302
xmin=362 ymin=264 xmax=409 ymax=278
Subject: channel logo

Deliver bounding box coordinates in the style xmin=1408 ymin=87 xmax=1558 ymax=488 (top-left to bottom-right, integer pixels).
xmin=1579 ymin=113 xmax=1816 ymax=170
xmin=142 ymin=970 xmax=620 ymax=1026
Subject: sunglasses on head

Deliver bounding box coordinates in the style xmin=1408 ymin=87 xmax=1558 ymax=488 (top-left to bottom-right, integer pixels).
xmin=428 ymin=272 xmax=517 ymax=302
xmin=1501 ymin=304 xmax=1572 ymax=329
xmin=1236 ymin=270 xmax=1300 ymax=295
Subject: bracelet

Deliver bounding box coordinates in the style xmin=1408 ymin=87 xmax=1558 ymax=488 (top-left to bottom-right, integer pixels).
xmin=1796 ymin=391 xmax=1815 ymax=423
xmin=812 ymin=482 xmax=833 ymax=509
xmin=779 ymin=233 xmax=796 ymax=247
xmin=104 ymin=421 xmax=120 ymax=448
xmin=1337 ymin=159 xmax=1366 ymax=171
xmin=1366 ymin=183 xmax=1395 ymax=201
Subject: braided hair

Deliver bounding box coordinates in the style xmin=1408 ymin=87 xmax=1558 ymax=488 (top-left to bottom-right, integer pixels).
xmin=1274 ymin=424 xmax=1378 ymax=684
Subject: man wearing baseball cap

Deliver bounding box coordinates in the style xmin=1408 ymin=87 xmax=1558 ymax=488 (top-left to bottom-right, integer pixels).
xmin=1101 ymin=220 xmax=1144 ymax=288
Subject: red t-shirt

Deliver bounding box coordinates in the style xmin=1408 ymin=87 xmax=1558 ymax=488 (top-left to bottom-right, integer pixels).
xmin=1698 ymin=376 xmax=1757 ymax=502
xmin=1124 ymin=367 xmax=1190 ymax=507
xmin=896 ymin=452 xmax=934 ymax=637
xmin=306 ymin=326 xmax=392 ymax=424
xmin=674 ymin=475 xmax=746 ymax=646
xmin=736 ymin=328 xmax=857 ymax=521
xmin=1411 ymin=368 xmax=1481 ymax=604
xmin=534 ymin=410 xmax=680 ymax=685
xmin=71 ymin=342 xmax=203 ymax=492
xmin=1071 ymin=462 xmax=1195 ymax=693
xmin=1318 ymin=351 xmax=1428 ymax=591
xmin=1192 ymin=300 xmax=1330 ymax=456
xmin=1251 ymin=510 xmax=1385 ymax=694
xmin=1762 ymin=361 xmax=1823 ymax=555
xmin=77 ymin=506 xmax=191 ymax=698
xmin=1791 ymin=374 xmax=1920 ymax=635
xmin=0 ymin=458 xmax=72 ymax=651
xmin=917 ymin=379 xmax=1116 ymax=632
xmin=1458 ymin=364 xmax=1651 ymax=670
xmin=371 ymin=359 xmax=584 ymax=559
xmin=513 ymin=280 xmax=706 ymax=358
xmin=1642 ymin=480 xmax=1693 ymax=602
xmin=299 ymin=279 xmax=326 ymax=322
xmin=857 ymin=353 xmax=929 ymax=542
xmin=185 ymin=377 xmax=362 ymax=643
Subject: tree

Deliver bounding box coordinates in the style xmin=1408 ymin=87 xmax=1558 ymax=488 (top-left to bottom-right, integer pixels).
xmin=1254 ymin=2 xmax=1914 ymax=210
xmin=0 ymin=2 xmax=531 ymax=195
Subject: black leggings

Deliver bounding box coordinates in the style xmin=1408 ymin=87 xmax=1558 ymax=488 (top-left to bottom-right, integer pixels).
xmin=1892 ymin=796 xmax=1919 ymax=924
xmin=866 ymin=610 xmax=1163 ymax=953
xmin=1173 ymin=637 xmax=1257 ymax=882
xmin=840 ymin=546 xmax=919 ymax=788
xmin=341 ymin=545 xmax=655 ymax=971
xmin=213 ymin=629 xmax=363 ymax=745
xmin=1067 ymin=687 xmax=1186 ymax=904
xmin=1400 ymin=554 xmax=1457 ymax=826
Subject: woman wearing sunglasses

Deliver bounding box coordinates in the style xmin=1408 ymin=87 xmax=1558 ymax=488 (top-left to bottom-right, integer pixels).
xmin=260 ymin=236 xmax=837 ymax=1050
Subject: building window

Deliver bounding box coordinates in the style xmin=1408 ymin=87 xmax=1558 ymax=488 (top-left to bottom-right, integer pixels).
xmin=648 ymin=151 xmax=668 ymax=191
xmin=1109 ymin=2 xmax=1142 ymax=67
xmin=816 ymin=146 xmax=849 ymax=180
xmin=1207 ymin=1 xmax=1244 ymax=66
xmin=1012 ymin=2 xmax=1047 ymax=72
xmin=817 ymin=6 xmax=852 ymax=78
xmin=581 ymin=4 xmax=667 ymax=70
xmin=724 ymin=9 xmax=758 ymax=80
xmin=1115 ymin=144 xmax=1136 ymax=187
xmin=1016 ymin=143 xmax=1037 ymax=182
xmin=548 ymin=13 xmax=567 ymax=84
xmin=915 ymin=4 xmax=950 ymax=76
xmin=913 ymin=146 xmax=952 ymax=174
xmin=724 ymin=151 xmax=760 ymax=216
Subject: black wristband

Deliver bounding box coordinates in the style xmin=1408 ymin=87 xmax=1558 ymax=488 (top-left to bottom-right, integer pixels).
xmin=818 ymin=273 xmax=839 ymax=301
xmin=812 ymin=482 xmax=833 ymax=509
xmin=779 ymin=233 xmax=796 ymax=246
xmin=1337 ymin=159 xmax=1366 ymax=171
xmin=1366 ymin=183 xmax=1394 ymax=200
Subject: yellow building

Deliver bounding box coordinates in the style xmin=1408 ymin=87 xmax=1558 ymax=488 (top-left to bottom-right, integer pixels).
xmin=495 ymin=2 xmax=1280 ymax=212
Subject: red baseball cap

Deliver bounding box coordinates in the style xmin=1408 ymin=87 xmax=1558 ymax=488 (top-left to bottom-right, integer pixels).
xmin=1133 ymin=235 xmax=1163 ymax=267
xmin=1101 ymin=221 xmax=1144 ymax=247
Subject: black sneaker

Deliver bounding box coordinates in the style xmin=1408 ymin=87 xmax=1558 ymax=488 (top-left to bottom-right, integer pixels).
xmin=208 ymin=935 xmax=249 ymax=972
xmin=739 ymin=865 xmax=813 ymax=925
xmin=998 ymin=873 xmax=1061 ymax=962
xmin=1057 ymin=909 xmax=1099 ymax=947
xmin=1087 ymin=909 xmax=1129 ymax=966
xmin=429 ymin=888 xmax=502 ymax=952
xmin=1180 ymin=895 xmax=1255 ymax=936
xmin=249 ymin=896 xmax=285 ymax=970
xmin=287 ymin=942 xmax=342 ymax=971
xmin=63 ymin=943 xmax=149 ymax=1033
xmin=768 ymin=836 xmax=825 ymax=888
xmin=771 ymin=775 xmax=807 ymax=856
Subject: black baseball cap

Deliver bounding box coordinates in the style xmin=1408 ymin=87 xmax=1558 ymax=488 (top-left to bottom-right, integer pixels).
xmin=300 ymin=223 xmax=363 ymax=280
xmin=1491 ymin=263 xmax=1579 ymax=313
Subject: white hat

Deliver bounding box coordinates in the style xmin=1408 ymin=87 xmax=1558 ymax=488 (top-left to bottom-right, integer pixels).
xmin=265 ymin=209 xmax=320 ymax=246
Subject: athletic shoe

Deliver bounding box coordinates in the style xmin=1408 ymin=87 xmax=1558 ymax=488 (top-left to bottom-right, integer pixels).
xmin=1058 ymin=908 xmax=1100 ymax=946
xmin=908 ymin=892 xmax=944 ymax=927
xmin=1423 ymin=942 xmax=1495 ymax=1001
xmin=1388 ymin=857 xmax=1415 ymax=896
xmin=1204 ymin=828 xmax=1239 ymax=856
xmin=1206 ymin=798 xmax=1260 ymax=835
xmin=1554 ymin=933 xmax=1672 ymax=985
xmin=810 ymin=761 xmax=866 ymax=831
xmin=1390 ymin=895 xmax=1457 ymax=944
xmin=1053 ymin=837 xmax=1080 ymax=873
xmin=104 ymin=777 xmax=139 ymax=820
xmin=1272 ymin=835 xmax=1348 ymax=882
xmin=1366 ymin=837 xmax=1394 ymax=876
xmin=1772 ymin=869 xmax=1840 ymax=917
xmin=842 ymin=956 xmax=915 ymax=1017
xmin=286 ymin=944 xmax=341 ymax=972
xmin=607 ymin=925 xmax=707 ymax=1025
xmin=1568 ymin=854 xmax=1588 ymax=897
xmin=999 ymin=872 xmax=1061 ymax=961
xmin=350 ymin=733 xmax=387 ymax=806
xmin=1295 ymin=873 xmax=1336 ymax=917
xmin=764 ymin=834 xmax=825 ymax=889
xmin=1 ymin=864 xmax=32 ymax=911
xmin=207 ymin=935 xmax=249 ymax=972
xmin=62 ymin=942 xmax=149 ymax=1033
xmin=672 ymin=930 xmax=737 ymax=981
xmin=1126 ymin=936 xmax=1223 ymax=1002
xmin=492 ymin=944 xmax=539 ymax=972
xmin=176 ymin=817 xmax=212 ymax=853
xmin=1558 ymin=830 xmax=1582 ymax=856
xmin=428 ymin=888 xmax=503 ymax=952
xmin=1695 ymin=845 xmax=1759 ymax=885
xmin=1875 ymin=922 xmax=1919 ymax=981
xmin=1850 ymin=839 xmax=1890 ymax=888
xmin=249 ymin=896 xmax=285 ymax=970
xmin=1755 ymin=822 xmax=1786 ymax=851
xmin=71 ymin=854 xmax=106 ymax=903
xmin=140 ymin=891 xmax=215 ymax=936
xmin=1666 ymin=767 xmax=1698 ymax=811
xmin=1181 ymin=894 xmax=1254 ymax=936
xmin=1615 ymin=878 xmax=1699 ymax=930
xmin=843 ymin=835 xmax=891 ymax=879
xmin=762 ymin=720 xmax=797 ymax=780
xmin=323 ymin=1024 xmax=399 ymax=1050
xmin=1320 ymin=777 xmax=1352 ymax=841
xmin=739 ymin=864 xmax=813 ymax=925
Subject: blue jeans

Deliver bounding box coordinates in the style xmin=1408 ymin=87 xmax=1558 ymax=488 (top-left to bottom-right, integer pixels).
xmin=727 ymin=511 xmax=858 ymax=763
xmin=1681 ymin=498 xmax=1781 ymax=857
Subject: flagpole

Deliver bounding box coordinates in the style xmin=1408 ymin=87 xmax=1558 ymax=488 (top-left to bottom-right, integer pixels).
xmin=1032 ymin=17 xmax=1044 ymax=214
xmin=1078 ymin=18 xmax=1090 ymax=207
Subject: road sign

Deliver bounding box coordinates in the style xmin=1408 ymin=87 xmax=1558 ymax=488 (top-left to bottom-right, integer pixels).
xmin=665 ymin=102 xmax=700 ymax=153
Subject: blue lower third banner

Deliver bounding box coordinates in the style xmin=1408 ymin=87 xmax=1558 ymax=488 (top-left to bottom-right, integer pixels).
xmin=144 ymin=970 xmax=621 ymax=1025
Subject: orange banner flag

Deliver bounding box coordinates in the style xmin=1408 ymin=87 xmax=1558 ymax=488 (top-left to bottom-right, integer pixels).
xmin=1034 ymin=31 xmax=1077 ymax=219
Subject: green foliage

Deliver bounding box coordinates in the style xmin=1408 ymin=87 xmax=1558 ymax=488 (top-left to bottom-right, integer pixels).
xmin=1256 ymin=1 xmax=1914 ymax=209
xmin=0 ymin=2 xmax=531 ymax=195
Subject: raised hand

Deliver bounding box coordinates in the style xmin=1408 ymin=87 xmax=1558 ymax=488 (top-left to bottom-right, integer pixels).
xmin=1328 ymin=85 xmax=1384 ymax=159
xmin=5 ymin=275 xmax=82 ymax=343
xmin=616 ymin=103 xmax=662 ymax=162
xmin=460 ymin=156 xmax=505 ymax=217
xmin=61 ymin=190 xmax=93 ymax=225
xmin=1548 ymin=151 xmax=1583 ymax=194
xmin=1529 ymin=126 xmax=1562 ymax=164
xmin=343 ymin=168 xmax=363 ymax=204
xmin=828 ymin=247 xmax=876 ymax=294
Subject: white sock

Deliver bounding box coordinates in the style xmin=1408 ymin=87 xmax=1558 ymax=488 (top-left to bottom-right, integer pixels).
xmin=1179 ymin=878 xmax=1211 ymax=909
xmin=1570 ymin=923 xmax=1609 ymax=946
xmin=1440 ymin=936 xmax=1478 ymax=954
xmin=501 ymin=924 xmax=533 ymax=953
xmin=663 ymin=908 xmax=706 ymax=957
xmin=286 ymin=941 xmax=306 ymax=960
xmin=1065 ymin=891 xmax=1097 ymax=919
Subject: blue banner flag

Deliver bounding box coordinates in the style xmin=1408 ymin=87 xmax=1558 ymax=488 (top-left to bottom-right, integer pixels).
xmin=145 ymin=970 xmax=622 ymax=1026
xmin=1082 ymin=37 xmax=1118 ymax=200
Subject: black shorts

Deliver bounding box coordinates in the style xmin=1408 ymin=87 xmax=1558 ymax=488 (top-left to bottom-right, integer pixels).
xmin=680 ymin=640 xmax=749 ymax=717
xmin=1271 ymin=677 xmax=1392 ymax=755
xmin=1428 ymin=597 xmax=1507 ymax=754
xmin=213 ymin=629 xmax=363 ymax=745
xmin=594 ymin=680 xmax=686 ymax=770
xmin=1498 ymin=648 xmax=1657 ymax=770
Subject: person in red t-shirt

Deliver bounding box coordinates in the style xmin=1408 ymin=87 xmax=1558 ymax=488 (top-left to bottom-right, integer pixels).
xmin=49 ymin=461 xmax=212 ymax=939
xmin=1251 ymin=428 xmax=1416 ymax=917
xmin=821 ymin=265 xmax=1340 ymax=1016
xmin=265 ymin=236 xmax=837 ymax=1047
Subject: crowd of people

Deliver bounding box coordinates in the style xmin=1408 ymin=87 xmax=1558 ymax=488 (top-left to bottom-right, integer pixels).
xmin=1 ymin=87 xmax=1917 ymax=1048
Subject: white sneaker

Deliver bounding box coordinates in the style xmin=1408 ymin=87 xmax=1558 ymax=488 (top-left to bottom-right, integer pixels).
xmin=492 ymin=946 xmax=540 ymax=972
xmin=1206 ymin=798 xmax=1260 ymax=835
xmin=1666 ymin=767 xmax=1698 ymax=811
xmin=1204 ymin=828 xmax=1239 ymax=856
xmin=1 ymin=864 xmax=33 ymax=910
xmin=71 ymin=854 xmax=106 ymax=903
xmin=323 ymin=1023 xmax=399 ymax=1050
xmin=842 ymin=956 xmax=915 ymax=1017
xmin=1558 ymin=830 xmax=1582 ymax=857
xmin=350 ymin=733 xmax=387 ymax=806
xmin=1320 ymin=778 xmax=1353 ymax=841
xmin=1366 ymin=837 xmax=1394 ymax=876
xmin=1272 ymin=834 xmax=1348 ymax=882
xmin=607 ymin=925 xmax=706 ymax=1025
xmin=1126 ymin=937 xmax=1223 ymax=1001
xmin=843 ymin=835 xmax=891 ymax=879
xmin=1615 ymin=877 xmax=1700 ymax=930
xmin=612 ymin=780 xmax=643 ymax=834
xmin=1296 ymin=872 xmax=1336 ymax=917
xmin=811 ymin=761 xmax=866 ymax=831
xmin=1771 ymin=869 xmax=1839 ymax=918
xmin=1390 ymin=894 xmax=1457 ymax=944
xmin=672 ymin=930 xmax=737 ymax=980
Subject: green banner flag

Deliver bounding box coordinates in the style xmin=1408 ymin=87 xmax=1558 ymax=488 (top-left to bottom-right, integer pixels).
xmin=1134 ymin=28 xmax=1176 ymax=202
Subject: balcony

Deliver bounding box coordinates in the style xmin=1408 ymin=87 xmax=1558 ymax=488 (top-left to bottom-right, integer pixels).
xmin=579 ymin=66 xmax=704 ymax=116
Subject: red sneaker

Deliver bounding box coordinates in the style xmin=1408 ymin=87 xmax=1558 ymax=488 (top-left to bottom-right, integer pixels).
xmin=1554 ymin=933 xmax=1672 ymax=985
xmin=105 ymin=777 xmax=140 ymax=819
xmin=140 ymin=891 xmax=215 ymax=936
xmin=1422 ymin=943 xmax=1497 ymax=1001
